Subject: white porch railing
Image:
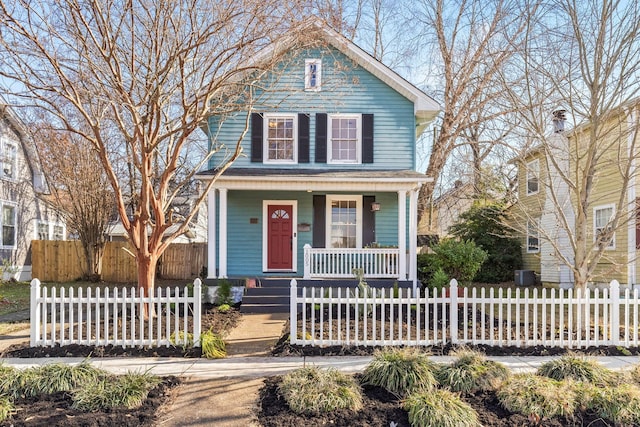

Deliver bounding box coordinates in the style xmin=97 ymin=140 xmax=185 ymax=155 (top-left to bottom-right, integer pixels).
xmin=303 ymin=244 xmax=401 ymax=279
xmin=290 ymin=279 xmax=639 ymax=349
xmin=30 ymin=278 xmax=202 ymax=348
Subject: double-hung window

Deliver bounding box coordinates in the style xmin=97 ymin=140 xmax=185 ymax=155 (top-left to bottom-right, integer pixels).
xmin=328 ymin=114 xmax=361 ymax=164
xmin=326 ymin=195 xmax=362 ymax=248
xmin=264 ymin=114 xmax=297 ymax=163
xmin=527 ymin=219 xmax=540 ymax=253
xmin=526 ymin=159 xmax=539 ymax=195
xmin=1 ymin=203 xmax=16 ymax=248
xmin=1 ymin=138 xmax=17 ymax=180
xmin=594 ymin=204 xmax=615 ymax=249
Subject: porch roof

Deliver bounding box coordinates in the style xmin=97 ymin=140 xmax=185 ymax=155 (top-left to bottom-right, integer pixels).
xmin=196 ymin=168 xmax=432 ymax=192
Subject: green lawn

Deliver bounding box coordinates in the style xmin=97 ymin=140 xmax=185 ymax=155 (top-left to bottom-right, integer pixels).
xmin=0 ymin=281 xmax=31 ymax=316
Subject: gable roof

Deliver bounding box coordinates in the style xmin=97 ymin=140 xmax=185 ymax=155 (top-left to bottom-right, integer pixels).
xmin=253 ymin=19 xmax=440 ymax=134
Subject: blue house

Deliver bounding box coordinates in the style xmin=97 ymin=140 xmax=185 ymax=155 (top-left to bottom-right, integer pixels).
xmin=198 ymin=22 xmax=439 ymax=309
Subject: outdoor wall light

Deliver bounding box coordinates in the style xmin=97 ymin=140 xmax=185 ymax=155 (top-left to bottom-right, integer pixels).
xmin=370 ymin=201 xmax=381 ymax=212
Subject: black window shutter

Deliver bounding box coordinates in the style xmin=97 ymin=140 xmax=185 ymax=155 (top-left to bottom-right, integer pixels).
xmin=298 ymin=114 xmax=310 ymax=163
xmin=363 ymin=196 xmax=376 ymax=246
xmin=315 ymin=113 xmax=327 ymax=163
xmin=313 ymin=195 xmax=326 ymax=248
xmin=362 ymin=114 xmax=374 ymax=164
xmin=250 ymin=113 xmax=263 ymax=162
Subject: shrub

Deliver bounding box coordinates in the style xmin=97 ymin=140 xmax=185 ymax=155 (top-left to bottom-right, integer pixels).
xmin=216 ymin=279 xmax=233 ymax=305
xmin=72 ymin=371 xmax=161 ymax=411
xmin=437 ymin=348 xmax=509 ymax=394
xmin=279 ymin=367 xmax=363 ymax=415
xmin=498 ymin=374 xmax=577 ymax=420
xmin=0 ymin=395 xmax=13 ymax=422
xmin=449 ymin=204 xmax=522 ymax=283
xmin=581 ymin=382 xmax=640 ymax=425
xmin=201 ymin=329 xmax=226 ymax=359
xmin=361 ymin=348 xmax=438 ymax=397
xmin=217 ymin=303 xmax=232 ymax=313
xmin=537 ymin=354 xmax=613 ymax=385
xmin=404 ymin=389 xmax=480 ymax=427
xmin=431 ymin=239 xmax=487 ymax=286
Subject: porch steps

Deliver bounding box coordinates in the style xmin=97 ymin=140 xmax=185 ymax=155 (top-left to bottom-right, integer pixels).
xmin=240 ymin=279 xmax=292 ymax=314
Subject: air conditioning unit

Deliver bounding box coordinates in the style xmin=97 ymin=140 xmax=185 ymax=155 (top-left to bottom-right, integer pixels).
xmin=514 ymin=270 xmax=536 ymax=286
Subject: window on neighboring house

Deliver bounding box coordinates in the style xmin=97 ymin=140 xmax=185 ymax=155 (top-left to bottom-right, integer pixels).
xmin=527 ymin=219 xmax=539 ymax=253
xmin=329 ymin=114 xmax=361 ymax=164
xmin=526 ymin=159 xmax=539 ymax=195
xmin=37 ymin=222 xmax=49 ymax=240
xmin=305 ymin=59 xmax=321 ymax=91
xmin=1 ymin=203 xmax=16 ymax=248
xmin=1 ymin=138 xmax=16 ymax=180
xmin=264 ymin=114 xmax=297 ymax=163
xmin=53 ymin=224 xmax=65 ymax=240
xmin=326 ymin=195 xmax=362 ymax=248
xmin=594 ymin=204 xmax=615 ymax=249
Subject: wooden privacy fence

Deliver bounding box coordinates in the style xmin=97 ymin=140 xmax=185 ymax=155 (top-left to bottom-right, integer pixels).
xmin=30 ymin=278 xmax=202 ymax=348
xmin=32 ymin=240 xmax=207 ymax=282
xmin=290 ymin=279 xmax=640 ymax=349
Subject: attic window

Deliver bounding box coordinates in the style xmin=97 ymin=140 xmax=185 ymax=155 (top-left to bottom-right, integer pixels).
xmin=0 ymin=138 xmax=16 ymax=180
xmin=305 ymin=59 xmax=321 ymax=91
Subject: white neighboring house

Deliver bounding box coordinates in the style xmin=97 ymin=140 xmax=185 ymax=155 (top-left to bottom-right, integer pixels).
xmin=0 ymin=100 xmax=66 ymax=281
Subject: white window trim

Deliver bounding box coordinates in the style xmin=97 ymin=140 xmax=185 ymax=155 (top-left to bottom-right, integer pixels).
xmin=263 ymin=113 xmax=298 ymax=164
xmin=527 ymin=219 xmax=540 ymax=254
xmin=304 ymin=59 xmax=322 ymax=91
xmin=327 ymin=114 xmax=361 ymax=165
xmin=594 ymin=203 xmax=616 ymax=250
xmin=326 ymin=195 xmax=363 ymax=249
xmin=526 ymin=159 xmax=539 ymax=196
xmin=1 ymin=137 xmax=17 ymax=182
xmin=0 ymin=201 xmax=16 ymax=249
xmin=262 ymin=200 xmax=298 ymax=272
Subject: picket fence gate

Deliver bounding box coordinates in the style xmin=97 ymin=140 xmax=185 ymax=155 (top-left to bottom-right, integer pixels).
xmin=290 ymin=279 xmax=640 ymax=349
xmin=30 ymin=278 xmax=202 ymax=348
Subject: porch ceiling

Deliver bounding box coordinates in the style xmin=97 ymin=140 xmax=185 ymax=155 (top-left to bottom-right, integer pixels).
xmin=196 ymin=168 xmax=432 ymax=192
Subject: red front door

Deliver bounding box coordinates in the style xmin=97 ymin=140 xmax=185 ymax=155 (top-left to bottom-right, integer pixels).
xmin=267 ymin=204 xmax=293 ymax=270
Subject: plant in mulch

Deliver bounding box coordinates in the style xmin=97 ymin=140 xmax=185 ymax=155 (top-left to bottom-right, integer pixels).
xmin=404 ymin=388 xmax=480 ymax=427
xmin=169 ymin=331 xmax=195 ymax=350
xmin=436 ymin=348 xmax=510 ymax=394
xmin=278 ymin=367 xmax=363 ymax=415
xmin=0 ymin=394 xmax=13 ymax=422
xmin=360 ymin=347 xmax=438 ymax=397
xmin=71 ymin=371 xmax=161 ymax=411
xmin=536 ymin=354 xmax=616 ymax=385
xmin=497 ymin=374 xmax=577 ymax=422
xmin=577 ymin=382 xmax=640 ymax=425
xmin=200 ymin=329 xmax=226 ymax=359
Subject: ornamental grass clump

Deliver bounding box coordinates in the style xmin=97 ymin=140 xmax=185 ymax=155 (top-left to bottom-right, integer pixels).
xmin=537 ymin=354 xmax=613 ymax=385
xmin=200 ymin=329 xmax=226 ymax=359
xmin=580 ymin=382 xmax=640 ymax=425
xmin=436 ymin=348 xmax=509 ymax=394
xmin=404 ymin=389 xmax=480 ymax=427
xmin=0 ymin=395 xmax=13 ymax=423
xmin=361 ymin=348 xmax=438 ymax=397
xmin=278 ymin=367 xmax=363 ymax=415
xmin=71 ymin=371 xmax=161 ymax=411
xmin=498 ymin=374 xmax=577 ymax=420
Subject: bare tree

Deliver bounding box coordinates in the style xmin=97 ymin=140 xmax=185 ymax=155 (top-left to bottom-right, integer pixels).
xmin=33 ymin=125 xmax=114 ymax=281
xmin=509 ymin=0 xmax=640 ymax=289
xmin=0 ymin=0 xmax=304 ymax=299
xmin=412 ymin=0 xmax=537 ymax=224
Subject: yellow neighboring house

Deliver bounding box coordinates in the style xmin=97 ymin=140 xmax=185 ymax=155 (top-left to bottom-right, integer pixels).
xmin=511 ymin=103 xmax=640 ymax=289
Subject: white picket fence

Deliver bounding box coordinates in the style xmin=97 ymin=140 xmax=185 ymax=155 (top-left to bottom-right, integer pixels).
xmin=30 ymin=278 xmax=202 ymax=348
xmin=289 ymin=279 xmax=640 ymax=349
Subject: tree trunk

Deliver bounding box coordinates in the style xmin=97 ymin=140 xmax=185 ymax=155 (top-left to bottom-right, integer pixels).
xmin=137 ymin=252 xmax=159 ymax=319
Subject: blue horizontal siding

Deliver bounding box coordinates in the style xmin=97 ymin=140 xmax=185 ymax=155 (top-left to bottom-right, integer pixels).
xmin=207 ymin=46 xmax=416 ymax=172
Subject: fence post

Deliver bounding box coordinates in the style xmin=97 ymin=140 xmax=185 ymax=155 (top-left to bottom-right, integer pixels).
xmin=193 ymin=278 xmax=202 ymax=347
xmin=449 ymin=279 xmax=459 ymax=344
xmin=30 ymin=278 xmax=41 ymax=346
xmin=303 ymin=245 xmax=311 ymax=279
xmin=610 ymin=280 xmax=620 ymax=346
xmin=290 ymin=279 xmax=297 ymax=344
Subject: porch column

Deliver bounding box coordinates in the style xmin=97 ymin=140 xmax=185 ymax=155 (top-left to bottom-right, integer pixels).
xmin=219 ymin=188 xmax=228 ymax=278
xmin=398 ymin=190 xmax=407 ymax=281
xmin=409 ymin=188 xmax=418 ymax=292
xmin=207 ymin=189 xmax=216 ymax=279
